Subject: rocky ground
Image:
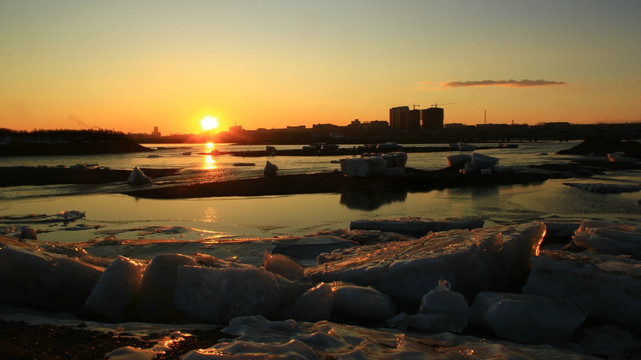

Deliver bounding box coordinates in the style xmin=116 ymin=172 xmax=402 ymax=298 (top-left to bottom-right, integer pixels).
xmin=0 ymin=319 xmax=224 ymax=360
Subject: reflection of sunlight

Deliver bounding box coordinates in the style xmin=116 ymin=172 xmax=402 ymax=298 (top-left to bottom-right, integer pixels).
xmin=202 ymin=206 xmax=218 ymax=223
xmin=204 ymin=155 xmax=217 ymax=169
xmin=206 ymin=142 xmax=214 ymax=149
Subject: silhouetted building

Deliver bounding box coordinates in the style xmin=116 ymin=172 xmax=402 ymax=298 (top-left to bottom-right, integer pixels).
xmin=151 ymin=126 xmax=161 ymax=137
xmin=422 ymin=107 xmax=444 ymax=130
xmin=389 ymin=106 xmax=409 ymax=130
xmin=407 ymin=109 xmax=421 ymax=130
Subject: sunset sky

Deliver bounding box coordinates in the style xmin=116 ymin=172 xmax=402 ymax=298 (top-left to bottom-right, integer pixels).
xmin=1 ymin=1 xmax=640 ymax=134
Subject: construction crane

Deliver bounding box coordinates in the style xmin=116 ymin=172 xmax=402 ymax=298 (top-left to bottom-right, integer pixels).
xmin=430 ymin=102 xmax=457 ymax=108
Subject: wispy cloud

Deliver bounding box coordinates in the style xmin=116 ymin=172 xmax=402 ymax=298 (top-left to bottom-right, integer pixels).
xmin=443 ymin=79 xmax=566 ymax=88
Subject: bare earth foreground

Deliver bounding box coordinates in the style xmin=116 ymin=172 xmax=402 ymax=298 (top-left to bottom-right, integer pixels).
xmin=0 ymin=319 xmax=223 ymax=360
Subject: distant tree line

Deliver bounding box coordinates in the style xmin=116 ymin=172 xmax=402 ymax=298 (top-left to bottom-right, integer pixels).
xmin=0 ymin=128 xmax=152 ymax=156
xmin=0 ymin=128 xmax=125 ymax=140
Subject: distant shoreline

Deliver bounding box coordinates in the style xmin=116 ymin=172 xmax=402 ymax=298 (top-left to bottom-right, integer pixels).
xmin=0 ymin=129 xmax=152 ymax=156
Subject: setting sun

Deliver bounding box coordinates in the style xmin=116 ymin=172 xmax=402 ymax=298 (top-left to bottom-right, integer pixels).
xmin=200 ymin=116 xmax=219 ymax=131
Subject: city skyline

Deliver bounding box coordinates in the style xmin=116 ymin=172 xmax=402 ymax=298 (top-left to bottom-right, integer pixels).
xmin=2 ymin=1 xmax=640 ymax=134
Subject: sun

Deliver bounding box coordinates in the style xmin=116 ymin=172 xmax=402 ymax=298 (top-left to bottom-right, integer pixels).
xmin=200 ymin=116 xmax=219 ymax=131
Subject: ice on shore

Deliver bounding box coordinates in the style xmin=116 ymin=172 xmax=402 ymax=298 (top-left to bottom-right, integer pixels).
xmin=564 ymin=182 xmax=641 ymax=193
xmin=456 ymin=152 xmax=500 ymax=174
xmin=263 ymin=160 xmax=278 ymax=176
xmin=350 ymin=216 xmax=484 ymax=237
xmin=522 ymin=249 xmax=641 ymax=330
xmin=447 ymin=153 xmax=472 ymax=167
xmin=0 ymin=210 xmax=85 ymax=224
xmin=81 ymin=255 xmax=145 ymax=322
xmin=469 ymin=291 xmax=586 ymax=344
xmin=128 ymin=166 xmax=152 ymax=185
xmin=340 ymin=152 xmax=406 ymax=177
xmin=263 ymin=250 xmax=304 ymax=280
xmin=307 ymin=222 xmax=546 ymax=306
xmin=181 ymin=315 xmax=597 ymax=360
xmin=137 ymin=254 xmax=197 ymax=323
xmin=172 ymin=265 xmax=307 ymax=324
xmin=272 ymin=235 xmax=358 ymax=260
xmin=0 ymin=245 xmax=102 ymax=312
xmin=571 ymin=220 xmax=641 ymax=259
xmin=418 ymin=280 xmax=468 ymax=333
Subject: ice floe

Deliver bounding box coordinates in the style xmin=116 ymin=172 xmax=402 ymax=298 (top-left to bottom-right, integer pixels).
xmin=418 ymin=280 xmax=468 ymax=333
xmin=0 ymin=210 xmax=85 ymax=224
xmin=181 ymin=315 xmax=596 ymax=359
xmin=263 ymin=160 xmax=278 ymax=176
xmin=128 ymin=166 xmax=152 ymax=185
xmin=349 ymin=216 xmax=484 ymax=237
xmin=469 ymin=291 xmax=586 ymax=344
xmin=571 ymin=220 xmax=641 ymax=259
xmin=522 ymin=249 xmax=641 ymax=330
xmin=1 ymin=218 xmax=641 ymax=357
xmin=564 ymin=182 xmax=641 ymax=193
xmin=173 ymin=265 xmax=307 ymax=324
xmin=0 ymin=245 xmax=102 ymax=312
xmin=307 ymin=222 xmax=546 ymax=307
xmin=81 ymin=255 xmax=145 ymax=322
xmin=340 ymin=152 xmax=406 ymax=177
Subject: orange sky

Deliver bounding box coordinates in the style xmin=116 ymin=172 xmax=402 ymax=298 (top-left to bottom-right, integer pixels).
xmin=1 ymin=1 xmax=640 ymax=134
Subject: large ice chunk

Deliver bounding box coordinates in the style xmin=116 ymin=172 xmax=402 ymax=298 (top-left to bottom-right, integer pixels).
xmin=306 ymin=222 xmax=546 ymax=307
xmin=564 ymin=182 xmax=641 ymax=193
xmin=0 ymin=246 xmax=51 ymax=306
xmin=137 ymin=254 xmax=197 ymax=322
xmin=27 ymin=256 xmax=104 ymax=312
xmin=418 ymin=280 xmax=468 ymax=333
xmin=571 ymin=221 xmax=641 ymax=259
xmin=81 ymin=255 xmax=145 ymax=322
xmin=173 ymin=265 xmax=307 ymax=324
xmin=263 ymin=250 xmax=304 ymax=280
xmin=272 ymin=236 xmax=357 ymax=260
xmin=447 ymin=154 xmax=472 ymax=167
xmin=263 ymin=160 xmax=278 ymax=176
xmin=469 ymin=291 xmax=586 ymax=344
xmin=340 ymin=152 xmax=406 ymax=178
xmin=0 ymin=246 xmax=102 ymax=311
xmin=522 ymin=250 xmax=641 ymax=330
xmin=350 ymin=217 xmax=484 ymax=237
xmin=340 ymin=156 xmax=386 ymax=177
xmin=331 ymin=283 xmax=396 ymax=322
xmin=282 ymin=283 xmax=334 ymax=322
xmin=128 ymin=166 xmax=152 ymax=185
xmin=182 ymin=315 xmax=598 ymax=359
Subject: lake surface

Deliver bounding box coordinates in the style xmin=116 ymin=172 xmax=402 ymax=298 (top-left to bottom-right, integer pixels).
xmin=2 ymin=141 xmax=640 ymax=242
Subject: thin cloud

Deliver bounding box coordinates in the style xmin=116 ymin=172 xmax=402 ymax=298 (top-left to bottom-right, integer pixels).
xmin=416 ymin=80 xmax=437 ymax=91
xmin=443 ymin=79 xmax=566 ymax=88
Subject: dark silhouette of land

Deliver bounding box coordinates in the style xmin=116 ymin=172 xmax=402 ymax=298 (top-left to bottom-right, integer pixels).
xmin=0 ymin=129 xmax=152 ymax=156
xmin=128 ymin=121 xmax=641 ymax=145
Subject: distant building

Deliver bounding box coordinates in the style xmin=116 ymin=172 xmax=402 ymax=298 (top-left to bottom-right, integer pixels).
xmin=286 ymin=125 xmax=306 ymax=132
xmin=422 ymin=107 xmax=444 ymax=130
xmin=389 ymin=106 xmax=409 ymax=130
xmin=229 ymin=125 xmax=243 ymax=133
xmin=407 ymin=109 xmax=421 ymax=130
xmin=151 ymin=126 xmax=161 ymax=137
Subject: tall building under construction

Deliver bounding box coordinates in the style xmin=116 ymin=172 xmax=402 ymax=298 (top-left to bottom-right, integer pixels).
xmin=421 ymin=107 xmax=444 ymax=130
xmin=389 ymin=106 xmax=409 ymax=130
xmin=389 ymin=105 xmax=444 ymax=131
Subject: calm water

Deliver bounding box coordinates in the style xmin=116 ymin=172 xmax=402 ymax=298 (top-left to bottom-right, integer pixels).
xmin=1 ymin=141 xmax=640 ymax=242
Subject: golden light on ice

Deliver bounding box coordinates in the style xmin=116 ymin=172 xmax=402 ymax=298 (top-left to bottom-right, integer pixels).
xmin=200 ymin=116 xmax=219 ymax=131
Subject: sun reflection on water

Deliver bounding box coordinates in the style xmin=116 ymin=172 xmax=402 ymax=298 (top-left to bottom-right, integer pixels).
xmin=204 ymin=155 xmax=217 ymax=169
